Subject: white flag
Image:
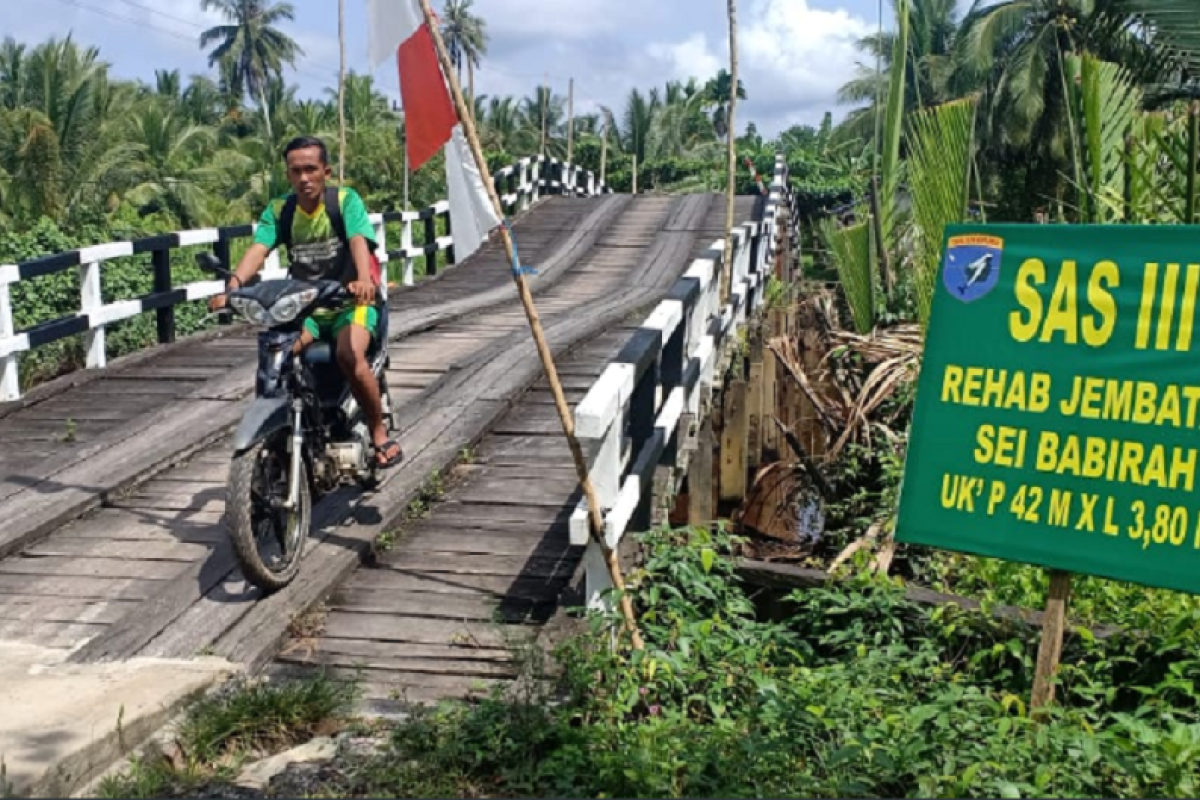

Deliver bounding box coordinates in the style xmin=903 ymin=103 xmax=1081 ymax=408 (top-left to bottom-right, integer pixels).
xmin=445 ymin=126 xmax=502 ymax=262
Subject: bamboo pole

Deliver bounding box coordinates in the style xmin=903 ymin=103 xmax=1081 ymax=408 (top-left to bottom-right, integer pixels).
xmin=416 ymin=0 xmax=644 ymax=650
xmin=337 ymin=0 xmax=347 ymax=183
xmin=600 ymin=119 xmax=608 ymax=185
xmin=720 ymin=0 xmax=739 ymax=305
xmin=567 ymin=77 xmax=575 ymax=165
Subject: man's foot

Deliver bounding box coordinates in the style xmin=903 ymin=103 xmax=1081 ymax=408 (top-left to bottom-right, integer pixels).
xmin=374 ymin=439 xmax=403 ymax=469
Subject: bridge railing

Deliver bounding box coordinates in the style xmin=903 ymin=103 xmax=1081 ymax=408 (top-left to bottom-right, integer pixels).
xmin=569 ymin=154 xmax=793 ymax=611
xmin=0 ymin=155 xmax=609 ymax=402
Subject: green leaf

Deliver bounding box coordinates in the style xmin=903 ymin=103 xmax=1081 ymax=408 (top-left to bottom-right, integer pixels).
xmin=700 ymin=547 xmax=715 ymax=574
xmin=905 ymin=95 xmax=979 ymax=327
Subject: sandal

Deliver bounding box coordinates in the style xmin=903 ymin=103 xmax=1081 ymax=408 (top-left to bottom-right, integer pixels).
xmin=375 ymin=439 xmax=404 ymax=469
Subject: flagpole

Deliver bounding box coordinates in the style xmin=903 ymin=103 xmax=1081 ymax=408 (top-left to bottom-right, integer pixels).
xmin=416 ymin=0 xmax=645 ymax=650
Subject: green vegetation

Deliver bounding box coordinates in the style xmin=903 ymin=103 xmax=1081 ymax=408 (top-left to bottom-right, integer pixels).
xmin=96 ymin=522 xmax=1200 ymax=798
xmin=96 ymin=672 xmax=359 ymax=798
xmin=0 ymin=0 xmax=811 ymax=392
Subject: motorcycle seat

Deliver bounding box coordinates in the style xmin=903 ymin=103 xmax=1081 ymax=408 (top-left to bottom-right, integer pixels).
xmin=301 ymin=342 xmax=335 ymax=366
xmin=300 ymin=334 xmax=384 ymax=369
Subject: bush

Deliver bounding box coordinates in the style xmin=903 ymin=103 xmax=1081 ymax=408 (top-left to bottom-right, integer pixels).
xmin=322 ymin=524 xmax=1200 ymax=798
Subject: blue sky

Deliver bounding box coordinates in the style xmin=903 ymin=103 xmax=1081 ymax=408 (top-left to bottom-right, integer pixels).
xmin=3 ymin=0 xmax=898 ymax=136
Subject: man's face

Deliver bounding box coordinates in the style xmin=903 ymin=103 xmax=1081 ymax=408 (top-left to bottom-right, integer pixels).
xmin=285 ymin=146 xmax=329 ymax=203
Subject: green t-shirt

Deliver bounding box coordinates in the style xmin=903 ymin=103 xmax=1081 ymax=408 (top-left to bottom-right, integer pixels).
xmin=253 ymin=187 xmax=376 ymax=284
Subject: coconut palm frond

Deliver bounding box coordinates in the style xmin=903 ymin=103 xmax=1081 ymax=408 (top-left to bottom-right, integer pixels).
xmin=906 ymin=95 xmax=978 ymax=326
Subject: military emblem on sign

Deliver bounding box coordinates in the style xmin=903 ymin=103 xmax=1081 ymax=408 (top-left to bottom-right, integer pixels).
xmin=942 ymin=234 xmax=1004 ymax=303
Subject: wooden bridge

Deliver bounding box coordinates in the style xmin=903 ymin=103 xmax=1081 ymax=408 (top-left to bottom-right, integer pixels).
xmin=0 ymin=154 xmax=796 ymax=719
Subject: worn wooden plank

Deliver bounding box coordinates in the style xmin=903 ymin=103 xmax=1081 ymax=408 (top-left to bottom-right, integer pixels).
xmin=277 ymin=648 xmax=519 ymax=678
xmin=267 ymin=662 xmax=506 ymax=703
xmin=347 ymin=570 xmax=568 ymax=600
xmin=384 ymin=529 xmax=576 ymax=558
xmin=0 ymin=397 xmax=244 ymax=558
xmin=454 ymin=480 xmax=581 ymax=509
xmin=0 ymin=574 xmax=158 ymax=601
xmin=369 ymin=552 xmax=577 ymax=579
xmin=0 ymin=597 xmax=136 ymax=624
xmin=318 ymin=610 xmax=533 ymax=649
xmin=328 ymin=588 xmax=553 ymax=623
xmin=287 ymin=638 xmax=515 ymax=664
xmin=0 ymin=556 xmax=182 ymax=581
xmin=23 ymin=538 xmax=209 ymax=561
xmin=54 ymin=508 xmax=226 ymax=542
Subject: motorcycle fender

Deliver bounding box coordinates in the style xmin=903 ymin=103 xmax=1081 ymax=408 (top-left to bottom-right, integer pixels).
xmin=232 ymin=397 xmax=292 ymax=454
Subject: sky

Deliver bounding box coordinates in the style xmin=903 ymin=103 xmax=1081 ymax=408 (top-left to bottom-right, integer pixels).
xmin=2 ymin=0 xmax=896 ymax=138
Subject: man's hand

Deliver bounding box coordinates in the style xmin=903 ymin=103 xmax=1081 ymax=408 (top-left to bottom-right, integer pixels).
xmin=208 ymin=292 xmax=228 ymax=312
xmin=348 ymin=280 xmax=375 ymax=305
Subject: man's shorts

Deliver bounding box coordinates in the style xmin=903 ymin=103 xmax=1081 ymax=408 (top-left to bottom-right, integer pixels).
xmin=302 ymin=303 xmax=379 ymax=342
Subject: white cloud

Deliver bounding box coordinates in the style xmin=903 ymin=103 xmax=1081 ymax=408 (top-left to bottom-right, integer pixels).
xmin=647 ymin=33 xmax=722 ymax=85
xmin=742 ymin=0 xmax=871 ymax=128
xmin=473 ymin=0 xmax=646 ymax=40
xmin=641 ymin=0 xmax=871 ymax=133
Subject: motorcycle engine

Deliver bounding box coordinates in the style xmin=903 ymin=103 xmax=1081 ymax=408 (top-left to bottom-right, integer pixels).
xmin=325 ymin=422 xmax=371 ymax=477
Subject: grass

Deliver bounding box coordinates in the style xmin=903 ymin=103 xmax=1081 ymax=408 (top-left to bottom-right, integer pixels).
xmin=96 ymin=672 xmax=359 ymax=799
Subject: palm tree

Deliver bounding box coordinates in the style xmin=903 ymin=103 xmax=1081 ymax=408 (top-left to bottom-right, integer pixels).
xmin=440 ymin=0 xmax=488 ymax=120
xmin=199 ymin=0 xmax=303 ymax=142
xmin=958 ymin=0 xmax=1161 ymax=150
xmin=124 ymin=101 xmax=218 ymax=226
xmin=704 ymin=68 xmax=746 ymax=142
xmin=836 ymin=0 xmax=968 ymax=146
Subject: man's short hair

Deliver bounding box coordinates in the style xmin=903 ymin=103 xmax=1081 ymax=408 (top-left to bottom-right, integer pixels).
xmin=283 ymin=136 xmax=328 ymax=164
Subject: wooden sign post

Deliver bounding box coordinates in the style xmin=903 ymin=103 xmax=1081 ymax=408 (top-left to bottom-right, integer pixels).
xmin=1030 ymin=569 xmax=1072 ymax=718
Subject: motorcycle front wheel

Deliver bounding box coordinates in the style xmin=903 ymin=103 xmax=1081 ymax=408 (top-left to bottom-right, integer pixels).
xmin=226 ymin=432 xmax=310 ymax=592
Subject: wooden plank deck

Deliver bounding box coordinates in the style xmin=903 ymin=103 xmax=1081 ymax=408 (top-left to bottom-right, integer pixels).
xmin=265 ymin=195 xmax=755 ymax=708
xmin=0 ymin=195 xmax=625 ymax=562
xmin=0 ymin=194 xmax=753 ymax=695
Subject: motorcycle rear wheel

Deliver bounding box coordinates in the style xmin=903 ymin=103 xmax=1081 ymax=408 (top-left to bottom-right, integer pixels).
xmin=226 ymin=433 xmax=310 ymax=592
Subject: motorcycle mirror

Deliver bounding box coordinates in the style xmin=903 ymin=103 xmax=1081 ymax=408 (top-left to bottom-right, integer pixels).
xmin=195 ymin=252 xmax=231 ymax=278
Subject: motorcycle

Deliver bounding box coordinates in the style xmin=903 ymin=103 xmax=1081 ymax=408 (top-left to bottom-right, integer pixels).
xmin=196 ymin=252 xmax=397 ymax=591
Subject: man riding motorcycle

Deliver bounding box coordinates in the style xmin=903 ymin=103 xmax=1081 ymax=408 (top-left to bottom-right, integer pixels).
xmin=210 ymin=135 xmax=403 ymax=469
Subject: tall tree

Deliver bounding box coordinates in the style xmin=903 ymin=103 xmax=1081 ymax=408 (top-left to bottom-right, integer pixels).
xmin=440 ymin=0 xmax=488 ymax=121
xmin=198 ymin=0 xmax=303 ymax=142
xmin=704 ymin=68 xmax=746 ymax=143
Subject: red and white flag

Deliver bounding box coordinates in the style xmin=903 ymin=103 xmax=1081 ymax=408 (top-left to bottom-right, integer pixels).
xmin=367 ymin=0 xmax=500 ymax=259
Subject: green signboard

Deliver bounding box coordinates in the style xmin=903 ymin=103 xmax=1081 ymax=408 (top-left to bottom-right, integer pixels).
xmin=896 ymin=223 xmax=1200 ymax=595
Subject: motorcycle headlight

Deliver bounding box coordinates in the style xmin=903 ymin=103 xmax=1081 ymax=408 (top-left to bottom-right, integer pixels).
xmin=270 ymin=288 xmax=319 ymax=324
xmin=230 ymin=295 xmax=269 ymax=325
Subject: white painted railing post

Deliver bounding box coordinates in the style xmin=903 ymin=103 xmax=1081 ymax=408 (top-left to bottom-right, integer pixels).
xmin=80 ymin=258 xmax=105 ymax=369
xmin=372 ymin=216 xmax=390 ymax=302
xmin=0 ymin=271 xmax=19 ymax=401
xmin=401 ymin=217 xmax=415 ymax=287
xmin=519 ymin=160 xmax=530 ymax=212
